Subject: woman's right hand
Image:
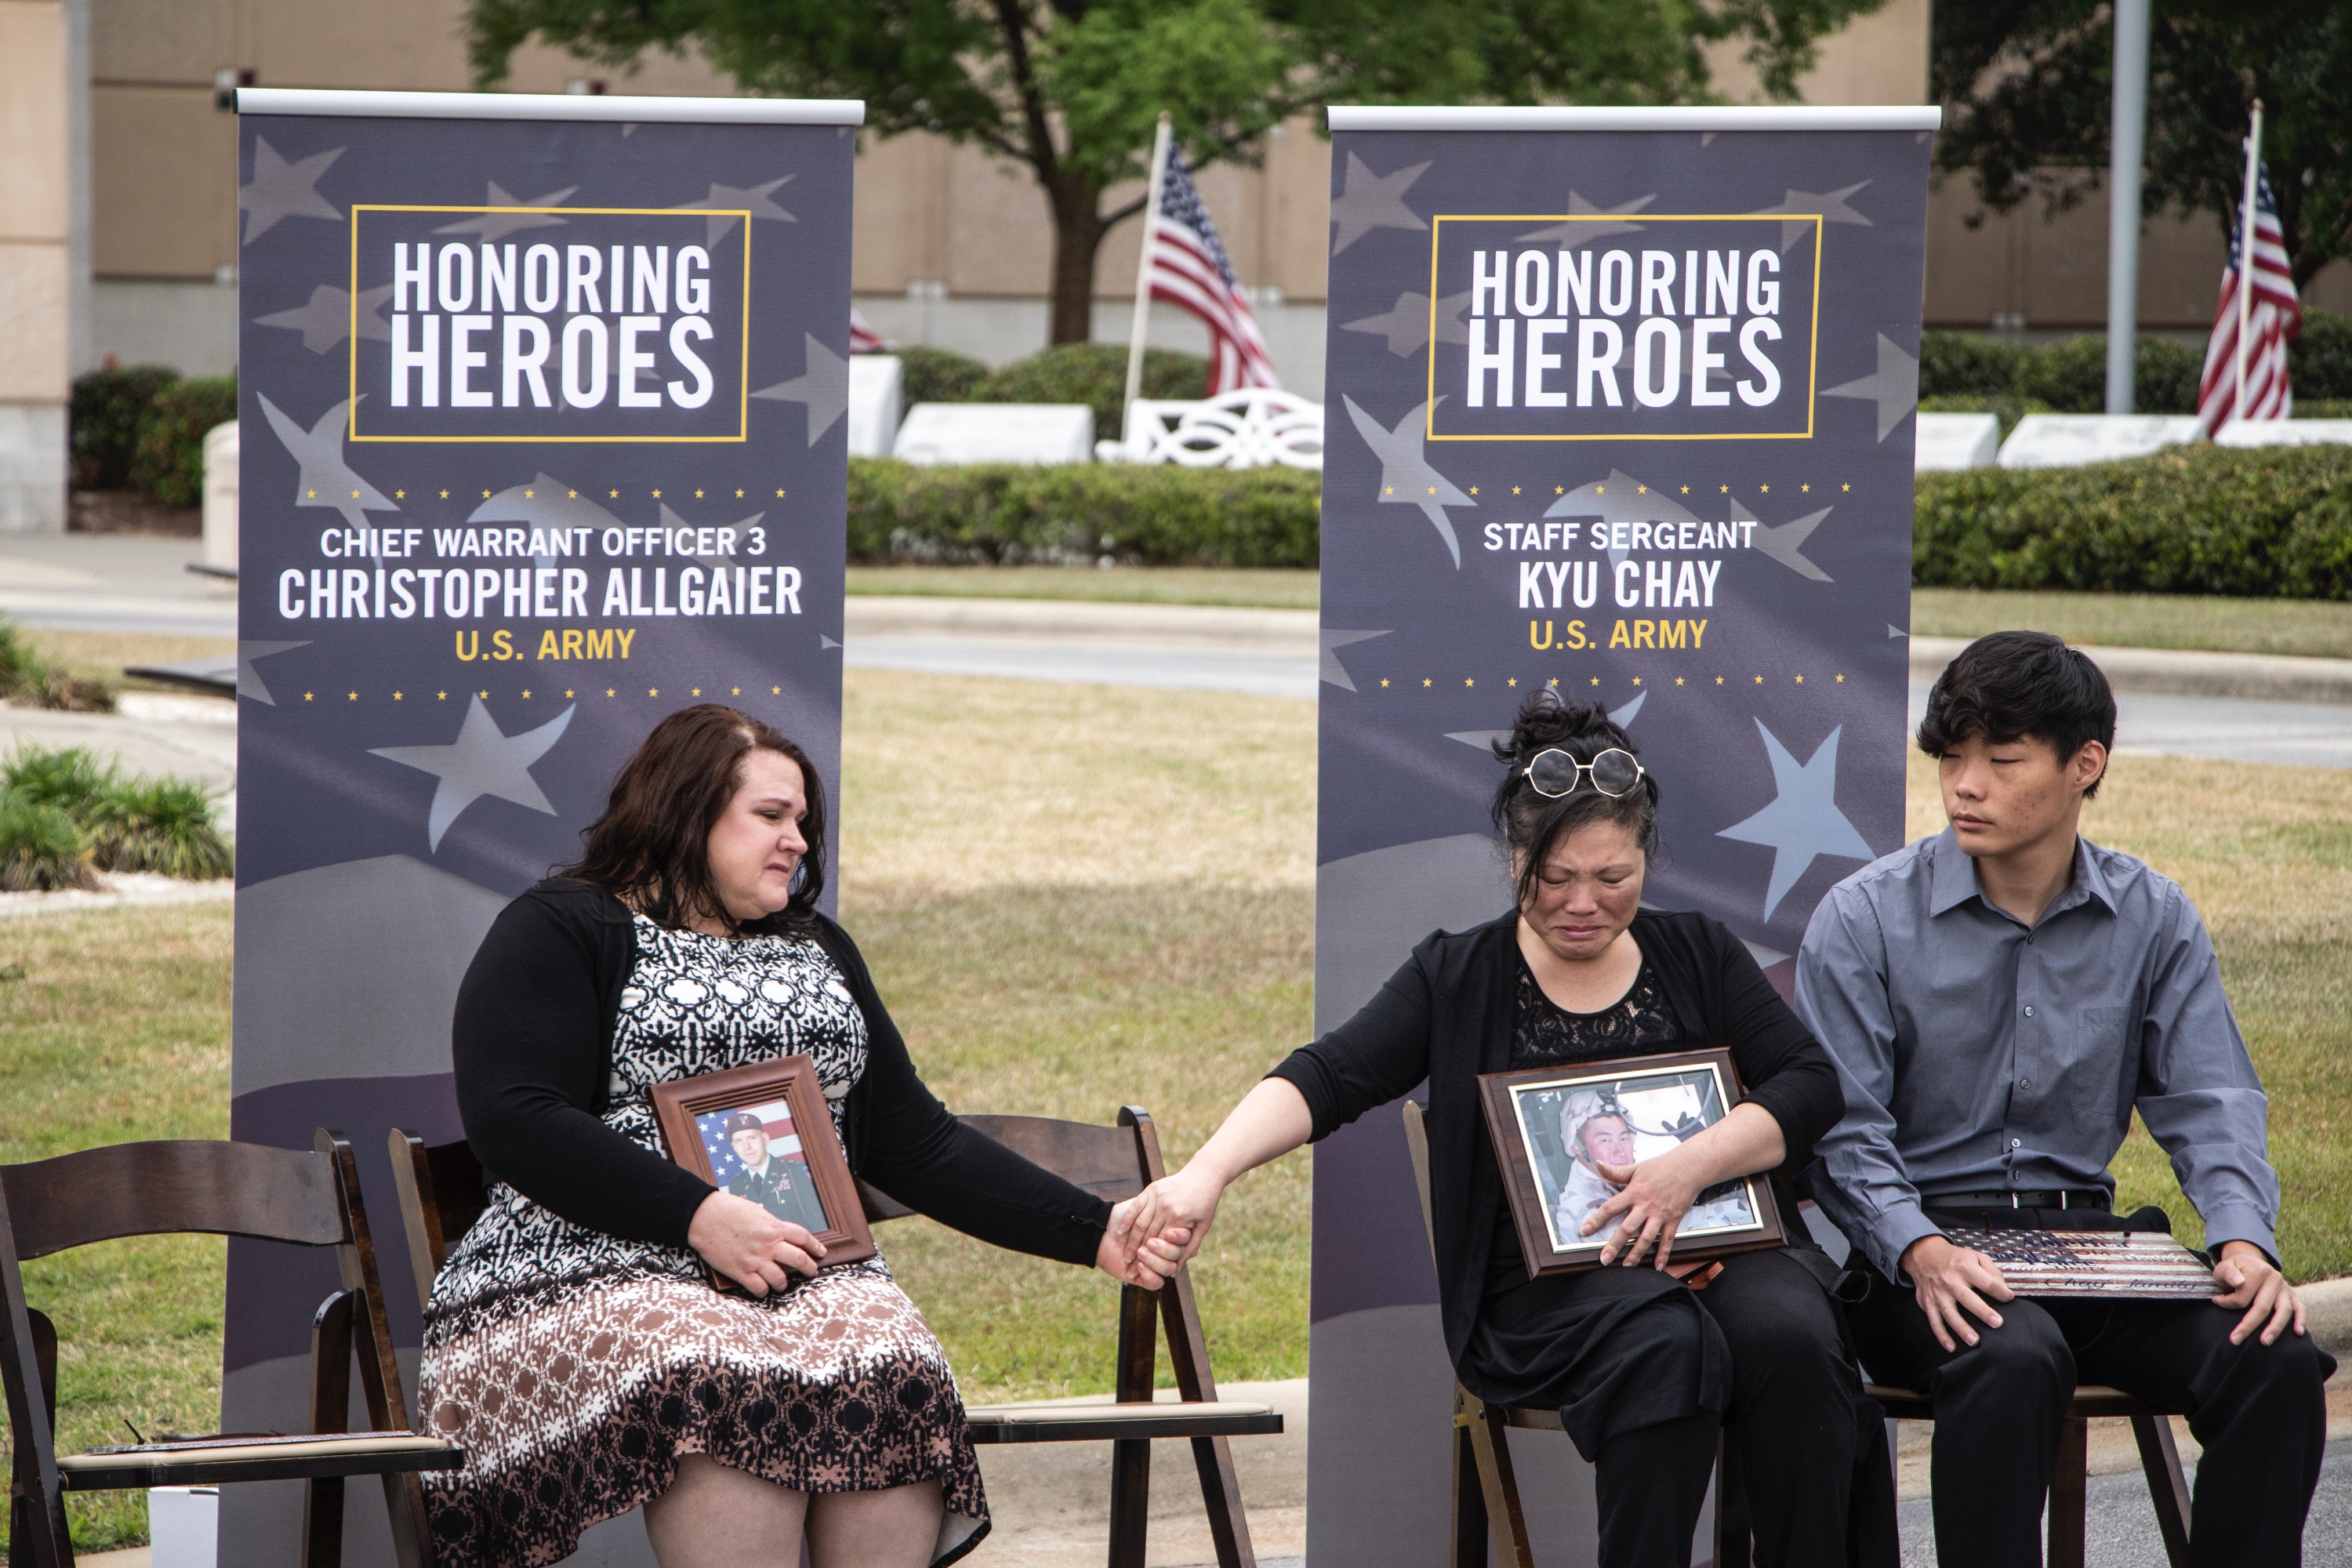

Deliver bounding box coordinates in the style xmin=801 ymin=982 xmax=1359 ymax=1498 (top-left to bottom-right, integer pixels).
xmin=687 ymin=1190 xmax=826 ymax=1297
xmin=1109 ymin=1163 xmax=1228 ymax=1270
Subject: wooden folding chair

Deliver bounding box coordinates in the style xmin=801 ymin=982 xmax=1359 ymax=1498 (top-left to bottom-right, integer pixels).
xmin=391 ymin=1105 xmax=1281 ymax=1568
xmin=2 ymin=1131 xmax=461 ymax=1568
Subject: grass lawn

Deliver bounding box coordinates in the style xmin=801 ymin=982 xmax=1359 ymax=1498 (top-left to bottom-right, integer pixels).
xmin=6 ymin=670 xmax=2350 ymax=1549
xmin=1911 ymin=587 xmax=2352 ymax=661
xmin=18 ymin=627 xmax=237 ymax=694
xmin=848 ymin=564 xmax=1319 ymax=610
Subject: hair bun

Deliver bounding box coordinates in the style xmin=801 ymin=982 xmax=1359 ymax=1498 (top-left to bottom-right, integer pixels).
xmin=1492 ymin=691 xmax=1628 ymax=766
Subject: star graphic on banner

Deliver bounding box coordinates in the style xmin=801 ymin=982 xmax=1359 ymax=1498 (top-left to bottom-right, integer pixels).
xmin=370 ymin=696 xmax=575 ymax=851
xmin=257 ymin=394 xmax=397 ymax=531
xmin=1330 ymin=153 xmax=1430 ymax=254
xmin=1341 ymin=289 xmax=1474 ymax=358
xmin=675 ymin=176 xmax=795 ymax=243
xmin=1728 ymin=495 xmax=1835 ymax=583
xmin=1343 ymin=396 xmax=1474 ymax=568
xmin=751 ymin=335 xmax=848 ymax=445
xmin=1610 ymin=690 xmax=1647 ymax=728
xmin=473 ymin=472 xmax=624 ymax=535
xmin=1822 ymin=332 xmax=1920 ymax=442
xmin=434 ymin=180 xmax=579 ymax=242
xmin=1321 ymin=629 xmax=1391 ymax=691
xmin=660 ymin=503 xmax=764 ymax=568
xmin=1749 ymin=180 xmax=1873 ymax=252
xmin=234 ymin=641 xmax=310 ymax=706
xmin=1717 ymin=720 xmax=1875 ymax=918
xmin=1518 ymin=191 xmax=1655 ymax=248
xmin=241 ymin=136 xmax=344 ymax=245
xmin=1547 ymin=469 xmax=1702 ymax=570
xmin=255 ymin=283 xmax=394 ymax=354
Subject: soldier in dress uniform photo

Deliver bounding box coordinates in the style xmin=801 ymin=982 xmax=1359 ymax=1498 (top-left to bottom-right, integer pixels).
xmin=720 ymin=1110 xmax=828 ymax=1233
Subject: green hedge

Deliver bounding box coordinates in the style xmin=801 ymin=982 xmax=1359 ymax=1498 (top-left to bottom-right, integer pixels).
xmin=129 ymin=376 xmax=237 ymax=509
xmin=70 ymin=365 xmax=180 ymax=490
xmin=847 ymin=458 xmax=1319 ymax=567
xmin=887 ymin=343 xmax=1214 ymax=441
xmin=1920 ymin=331 xmax=2203 ymax=414
xmin=1915 ymin=443 xmax=2352 ymax=599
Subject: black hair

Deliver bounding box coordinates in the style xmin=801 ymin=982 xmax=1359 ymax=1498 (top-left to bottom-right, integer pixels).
xmin=1489 ymin=690 xmax=1660 ymax=909
xmin=1915 ymin=630 xmax=2116 ymax=797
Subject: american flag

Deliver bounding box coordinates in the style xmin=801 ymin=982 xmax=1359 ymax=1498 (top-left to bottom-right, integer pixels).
xmin=850 ymin=307 xmax=887 ymax=354
xmin=2196 ymin=160 xmax=2300 ymax=432
xmin=1147 ymin=150 xmax=1279 ymax=394
xmin=699 ymin=1099 xmax=809 ymax=1188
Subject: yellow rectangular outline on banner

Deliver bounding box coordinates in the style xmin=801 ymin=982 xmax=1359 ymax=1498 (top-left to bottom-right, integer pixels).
xmin=346 ymin=205 xmax=753 ymax=443
xmin=1421 ymin=213 xmax=1822 ymax=442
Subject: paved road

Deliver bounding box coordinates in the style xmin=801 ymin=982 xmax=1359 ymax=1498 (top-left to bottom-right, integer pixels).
xmin=1896 ymin=1437 xmax=2352 ymax=1566
xmin=0 ymin=533 xmax=233 ymax=637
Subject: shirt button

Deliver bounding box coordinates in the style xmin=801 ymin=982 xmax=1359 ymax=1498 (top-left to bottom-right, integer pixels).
xmin=2021 ymin=1078 xmax=2033 ymax=1089
xmin=2011 ymin=1138 xmax=2022 ymax=1148
xmin=2024 ymin=1005 xmax=2035 ymax=1018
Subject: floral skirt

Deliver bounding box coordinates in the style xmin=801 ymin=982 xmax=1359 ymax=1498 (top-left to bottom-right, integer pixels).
xmin=418 ymin=1263 xmax=988 ymax=1567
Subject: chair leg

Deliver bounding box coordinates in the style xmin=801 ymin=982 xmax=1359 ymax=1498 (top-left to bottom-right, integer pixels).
xmin=2046 ymin=1416 xmax=2089 ymax=1568
xmin=1187 ymin=1433 xmax=1258 ymax=1568
xmin=1107 ymin=1438 xmax=1151 ymax=1568
xmin=302 ymin=1477 xmax=347 ymax=1568
xmin=1713 ymin=1430 xmax=1751 ymax=1568
xmin=2131 ymin=1414 xmax=2194 ymax=1568
xmin=1450 ymin=1420 xmax=1489 ymax=1568
xmin=1462 ymin=1395 xmax=1537 ymax=1568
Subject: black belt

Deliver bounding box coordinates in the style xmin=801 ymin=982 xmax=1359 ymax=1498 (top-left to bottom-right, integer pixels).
xmin=1926 ymin=1189 xmax=2111 ymax=1212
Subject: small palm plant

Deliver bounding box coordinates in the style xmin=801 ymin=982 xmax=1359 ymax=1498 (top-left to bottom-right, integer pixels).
xmin=85 ymin=775 xmax=234 ymax=880
xmin=0 ymin=794 xmax=97 ymax=891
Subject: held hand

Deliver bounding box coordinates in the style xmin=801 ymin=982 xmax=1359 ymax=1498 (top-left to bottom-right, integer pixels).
xmin=1109 ymin=1166 xmax=1227 ymax=1270
xmin=1900 ymin=1234 xmax=2014 ymax=1352
xmin=1586 ymin=1153 xmax=1706 ymax=1269
xmin=2212 ymin=1240 xmax=2306 ymax=1346
xmin=687 ymin=1190 xmax=826 ymax=1298
xmin=1096 ymin=1222 xmax=1192 ymax=1290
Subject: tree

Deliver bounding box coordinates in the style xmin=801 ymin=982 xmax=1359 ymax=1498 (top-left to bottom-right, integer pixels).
xmin=1932 ymin=2 xmax=2352 ymax=287
xmin=470 ymin=0 xmax=1891 ymax=346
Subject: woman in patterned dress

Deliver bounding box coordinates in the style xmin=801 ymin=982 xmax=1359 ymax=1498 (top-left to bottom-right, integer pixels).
xmin=418 ymin=705 xmax=1183 ymax=1568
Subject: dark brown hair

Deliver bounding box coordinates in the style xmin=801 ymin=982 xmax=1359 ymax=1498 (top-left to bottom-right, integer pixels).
xmin=564 ymin=704 xmax=826 ymax=931
xmin=1490 ymin=690 xmax=1660 ymax=909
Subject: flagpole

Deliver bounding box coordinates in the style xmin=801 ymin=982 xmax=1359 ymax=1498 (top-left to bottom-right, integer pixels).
xmin=1123 ymin=114 xmax=1174 ymax=437
xmin=2234 ymin=100 xmax=2263 ymax=423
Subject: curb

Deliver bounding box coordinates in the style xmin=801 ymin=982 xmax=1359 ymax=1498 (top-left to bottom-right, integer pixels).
xmin=1911 ymin=636 xmax=2352 ymax=707
xmin=2300 ymin=1275 xmax=2352 ymax=1361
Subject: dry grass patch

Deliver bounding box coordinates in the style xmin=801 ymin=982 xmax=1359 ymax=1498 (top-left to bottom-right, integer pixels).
xmin=848 ymin=565 xmax=1319 ymax=611
xmin=18 ymin=629 xmax=234 ymax=691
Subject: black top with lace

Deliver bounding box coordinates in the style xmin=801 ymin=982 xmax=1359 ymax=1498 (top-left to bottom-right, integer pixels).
xmin=1510 ymin=955 xmax=1683 ymax=1067
xmin=1490 ymin=956 xmax=1686 ymax=1285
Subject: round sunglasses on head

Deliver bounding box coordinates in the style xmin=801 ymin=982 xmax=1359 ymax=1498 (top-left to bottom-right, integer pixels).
xmin=1523 ymin=746 xmax=1645 ymax=799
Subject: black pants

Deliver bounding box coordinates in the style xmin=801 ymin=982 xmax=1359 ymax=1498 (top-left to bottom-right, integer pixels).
xmin=1576 ymin=1250 xmax=1893 ymax=1568
xmin=1848 ymin=1210 xmax=2336 ymax=1568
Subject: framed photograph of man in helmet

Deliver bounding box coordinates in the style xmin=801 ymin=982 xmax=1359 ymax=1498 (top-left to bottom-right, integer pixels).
xmin=650 ymin=1052 xmax=877 ymax=1289
xmin=1479 ymin=1048 xmax=1786 ymax=1278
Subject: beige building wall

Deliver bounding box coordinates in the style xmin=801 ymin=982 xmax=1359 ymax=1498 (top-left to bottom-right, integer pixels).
xmin=2 ymin=0 xmax=72 ymax=529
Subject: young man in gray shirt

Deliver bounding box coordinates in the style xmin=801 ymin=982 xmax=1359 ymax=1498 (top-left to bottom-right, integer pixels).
xmin=1795 ymin=631 xmax=2332 ymax=1567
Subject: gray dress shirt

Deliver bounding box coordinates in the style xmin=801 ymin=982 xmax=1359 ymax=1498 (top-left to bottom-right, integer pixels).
xmin=1795 ymin=826 xmax=2278 ymax=1283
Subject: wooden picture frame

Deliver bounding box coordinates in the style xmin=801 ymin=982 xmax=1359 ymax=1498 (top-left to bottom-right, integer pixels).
xmin=1479 ymin=1047 xmax=1786 ymax=1279
xmin=648 ymin=1053 xmax=877 ymax=1288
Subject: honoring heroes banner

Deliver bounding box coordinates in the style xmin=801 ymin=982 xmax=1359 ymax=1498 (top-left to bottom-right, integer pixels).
xmin=1308 ymin=104 xmax=1937 ymax=1566
xmin=227 ymin=89 xmax=860 ymax=1566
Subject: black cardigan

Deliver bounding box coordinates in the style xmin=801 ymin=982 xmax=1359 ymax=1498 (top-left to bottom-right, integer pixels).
xmin=1269 ymin=909 xmax=1845 ymax=1367
xmin=451 ymin=878 xmax=1111 ymax=1266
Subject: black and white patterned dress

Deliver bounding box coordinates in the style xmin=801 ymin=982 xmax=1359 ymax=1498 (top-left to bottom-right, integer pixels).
xmin=418 ymin=915 xmax=988 ymax=1568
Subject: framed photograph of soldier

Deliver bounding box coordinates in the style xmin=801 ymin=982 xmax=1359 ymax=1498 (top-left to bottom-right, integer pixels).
xmin=1479 ymin=1048 xmax=1786 ymax=1278
xmin=649 ymin=1053 xmax=876 ymax=1287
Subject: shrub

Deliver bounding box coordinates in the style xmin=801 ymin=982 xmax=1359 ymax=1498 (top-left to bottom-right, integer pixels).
xmin=847 ymin=458 xmax=1319 ymax=567
xmin=84 ymin=776 xmax=234 ymax=880
xmin=977 ymin=344 xmax=1211 ymax=444
xmin=0 ymin=795 xmax=96 ymax=892
xmin=3 ymin=745 xmax=116 ymax=818
xmin=130 ymin=375 xmax=238 ymax=508
xmin=2291 ymin=309 xmax=2352 ymax=401
xmin=1918 ymin=392 xmax=2054 ymax=440
xmin=0 ymin=619 xmax=113 ymax=713
xmin=70 ymin=365 xmax=181 ymax=490
xmin=896 ymin=346 xmax=991 ymax=408
xmin=1914 ymin=443 xmax=2352 ymax=599
xmin=1921 ymin=332 xmax=2201 ymax=414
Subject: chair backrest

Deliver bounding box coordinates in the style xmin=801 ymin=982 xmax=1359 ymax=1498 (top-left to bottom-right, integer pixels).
xmin=387 ymin=1131 xmax=488 ymax=1311
xmin=1399 ymin=1099 xmax=1441 ymax=1269
xmin=0 ymin=1139 xmax=348 ymax=1261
